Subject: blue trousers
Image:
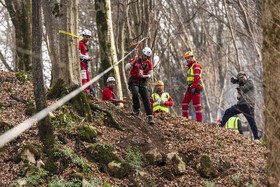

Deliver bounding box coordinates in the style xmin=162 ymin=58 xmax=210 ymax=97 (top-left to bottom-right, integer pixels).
xmin=221 ymin=104 xmax=259 ymax=139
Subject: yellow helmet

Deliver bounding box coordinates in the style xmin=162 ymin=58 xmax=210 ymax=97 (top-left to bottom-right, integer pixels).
xmin=184 ymin=51 xmax=194 ymax=58
xmin=156 ymin=81 xmax=164 ymax=87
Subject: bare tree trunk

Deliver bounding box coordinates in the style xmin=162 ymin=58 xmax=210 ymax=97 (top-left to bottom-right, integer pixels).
xmin=32 ymin=0 xmax=57 ymax=173
xmin=58 ymin=0 xmax=80 ymax=87
xmin=0 ymin=51 xmax=14 ymax=72
xmin=236 ymin=0 xmax=261 ymax=63
xmin=95 ymin=0 xmax=123 ymax=98
xmin=263 ymin=0 xmax=280 ymax=185
xmin=107 ymin=0 xmax=123 ymax=100
xmin=117 ymin=3 xmax=131 ymax=100
xmin=42 ymin=0 xmax=60 ymax=86
xmin=222 ymin=0 xmax=241 ymax=70
xmin=131 ymin=0 xmax=141 ymax=37
xmin=170 ymin=0 xmax=193 ymax=51
xmin=217 ymin=28 xmax=230 ymax=118
xmin=4 ymin=0 xmax=32 ymax=72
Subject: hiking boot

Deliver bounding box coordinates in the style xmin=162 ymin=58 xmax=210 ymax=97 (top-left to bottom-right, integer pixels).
xmin=131 ymin=109 xmax=140 ymax=116
xmin=148 ymin=115 xmax=155 ymax=125
xmin=254 ymin=139 xmax=261 ymax=144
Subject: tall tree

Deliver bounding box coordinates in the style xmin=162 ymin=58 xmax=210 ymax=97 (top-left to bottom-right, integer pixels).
xmin=42 ymin=0 xmax=60 ymax=86
xmin=58 ymin=0 xmax=80 ymax=87
xmin=263 ymin=0 xmax=280 ymax=185
xmin=95 ymin=0 xmax=123 ymax=99
xmin=2 ymin=0 xmax=32 ymax=72
xmin=32 ymin=0 xmax=57 ymax=173
xmin=115 ymin=1 xmax=131 ymax=100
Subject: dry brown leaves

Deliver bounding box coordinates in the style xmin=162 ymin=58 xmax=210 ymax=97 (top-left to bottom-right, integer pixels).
xmin=0 ymin=71 xmax=266 ymax=186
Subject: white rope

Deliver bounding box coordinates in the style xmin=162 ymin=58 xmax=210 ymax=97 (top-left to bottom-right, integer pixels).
xmin=0 ymin=38 xmax=147 ymax=148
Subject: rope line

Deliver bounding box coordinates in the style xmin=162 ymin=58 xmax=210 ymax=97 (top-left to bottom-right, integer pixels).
xmin=59 ymin=30 xmax=83 ymax=39
xmin=0 ymin=37 xmax=147 ymax=148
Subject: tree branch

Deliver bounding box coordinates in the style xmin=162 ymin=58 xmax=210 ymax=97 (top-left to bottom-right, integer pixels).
xmin=127 ymin=0 xmax=138 ymax=6
xmin=222 ymin=0 xmax=241 ymax=70
xmin=0 ymin=51 xmax=14 ymax=72
xmin=0 ymin=0 xmax=7 ymax=8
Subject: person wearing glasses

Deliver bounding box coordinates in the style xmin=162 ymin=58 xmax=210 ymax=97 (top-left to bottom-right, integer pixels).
xmin=219 ymin=71 xmax=260 ymax=142
xmin=125 ymin=47 xmax=155 ymax=125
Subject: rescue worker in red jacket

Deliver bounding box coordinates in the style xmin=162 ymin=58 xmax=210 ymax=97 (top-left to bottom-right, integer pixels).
xmin=182 ymin=51 xmax=203 ymax=122
xmin=102 ymin=77 xmax=125 ymax=105
xmin=150 ymin=81 xmax=174 ymax=113
xmin=125 ymin=47 xmax=155 ymax=125
xmin=79 ymin=29 xmax=93 ymax=94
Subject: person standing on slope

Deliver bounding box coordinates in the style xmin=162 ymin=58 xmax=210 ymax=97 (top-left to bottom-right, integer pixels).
xmin=181 ymin=51 xmax=203 ymax=122
xmin=125 ymin=47 xmax=155 ymax=125
xmin=79 ymin=29 xmax=93 ymax=94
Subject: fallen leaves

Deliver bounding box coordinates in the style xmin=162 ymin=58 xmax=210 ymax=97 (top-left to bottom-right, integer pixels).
xmin=0 ymin=71 xmax=267 ymax=186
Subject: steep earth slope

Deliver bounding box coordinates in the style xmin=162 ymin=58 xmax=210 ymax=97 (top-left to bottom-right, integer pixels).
xmin=0 ymin=71 xmax=266 ymax=186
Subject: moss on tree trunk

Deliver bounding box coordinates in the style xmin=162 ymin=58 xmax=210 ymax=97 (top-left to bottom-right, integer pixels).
xmin=95 ymin=0 xmax=114 ymax=88
xmin=70 ymin=88 xmax=93 ymax=122
xmin=47 ymin=78 xmax=68 ymax=99
xmin=47 ymin=79 xmax=93 ymax=122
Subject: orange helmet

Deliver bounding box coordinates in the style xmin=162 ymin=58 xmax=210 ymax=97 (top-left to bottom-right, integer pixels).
xmin=156 ymin=81 xmax=164 ymax=87
xmin=184 ymin=51 xmax=194 ymax=58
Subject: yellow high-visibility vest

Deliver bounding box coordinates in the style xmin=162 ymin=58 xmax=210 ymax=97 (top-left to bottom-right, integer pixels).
xmin=152 ymin=92 xmax=170 ymax=112
xmin=187 ymin=62 xmax=202 ymax=87
xmin=225 ymin=117 xmax=240 ymax=133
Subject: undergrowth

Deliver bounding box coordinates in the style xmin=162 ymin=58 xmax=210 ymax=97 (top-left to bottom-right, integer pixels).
xmin=11 ymin=168 xmax=49 ymax=186
xmin=125 ymin=146 xmax=143 ymax=176
xmin=61 ymin=147 xmax=93 ymax=173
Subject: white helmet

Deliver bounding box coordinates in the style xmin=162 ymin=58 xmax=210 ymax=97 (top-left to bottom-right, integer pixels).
xmin=82 ymin=29 xmax=92 ymax=37
xmin=107 ymin=77 xmax=116 ymax=83
xmin=143 ymin=47 xmax=152 ymax=57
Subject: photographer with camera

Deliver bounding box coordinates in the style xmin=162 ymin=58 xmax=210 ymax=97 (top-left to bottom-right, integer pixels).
xmin=219 ymin=71 xmax=260 ymax=142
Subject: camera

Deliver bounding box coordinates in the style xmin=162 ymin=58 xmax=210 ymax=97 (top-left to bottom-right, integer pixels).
xmin=231 ymin=77 xmax=239 ymax=84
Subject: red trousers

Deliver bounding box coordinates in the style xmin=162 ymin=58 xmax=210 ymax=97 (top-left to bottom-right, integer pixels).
xmin=182 ymin=91 xmax=202 ymax=122
xmin=81 ymin=69 xmax=90 ymax=93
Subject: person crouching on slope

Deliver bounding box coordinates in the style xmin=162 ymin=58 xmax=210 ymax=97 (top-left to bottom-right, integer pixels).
xmin=102 ymin=77 xmax=126 ymax=105
xmin=181 ymin=51 xmax=203 ymax=122
xmin=150 ymin=81 xmax=173 ymax=113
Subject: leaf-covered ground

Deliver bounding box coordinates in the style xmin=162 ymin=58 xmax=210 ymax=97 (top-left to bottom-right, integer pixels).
xmin=0 ymin=71 xmax=266 ymax=186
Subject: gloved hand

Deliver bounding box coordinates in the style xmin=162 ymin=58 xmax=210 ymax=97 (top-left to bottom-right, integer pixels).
xmin=191 ymin=87 xmax=196 ymax=95
xmin=157 ymin=98 xmax=161 ymax=103
xmin=160 ymin=100 xmax=166 ymax=106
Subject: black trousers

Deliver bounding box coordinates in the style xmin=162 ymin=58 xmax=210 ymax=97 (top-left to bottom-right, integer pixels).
xmin=129 ymin=81 xmax=152 ymax=116
xmin=221 ymin=104 xmax=258 ymax=139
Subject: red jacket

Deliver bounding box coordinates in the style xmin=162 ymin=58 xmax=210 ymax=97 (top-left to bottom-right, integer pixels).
xmin=79 ymin=40 xmax=88 ymax=69
xmin=129 ymin=57 xmax=153 ymax=81
xmin=102 ymin=87 xmax=116 ymax=101
xmin=150 ymin=91 xmax=174 ymax=113
xmin=187 ymin=60 xmax=202 ymax=91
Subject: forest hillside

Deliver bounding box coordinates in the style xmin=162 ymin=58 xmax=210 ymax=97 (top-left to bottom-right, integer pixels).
xmin=0 ymin=71 xmax=266 ymax=186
